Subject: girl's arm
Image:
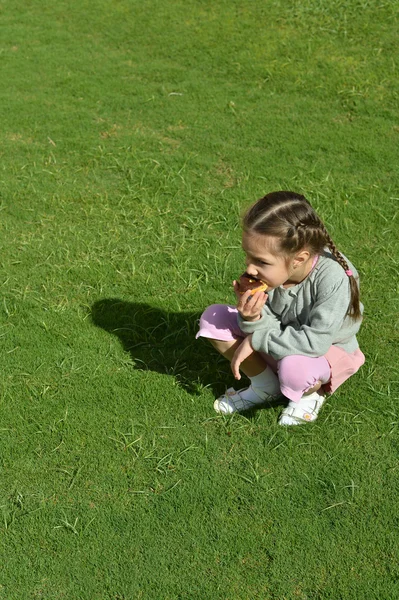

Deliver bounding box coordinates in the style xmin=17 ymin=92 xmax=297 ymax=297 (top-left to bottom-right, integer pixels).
xmin=247 ymin=279 xmax=359 ymax=360
xmin=236 ymin=297 xmax=282 ymax=331
xmin=230 ymin=335 xmax=254 ymax=380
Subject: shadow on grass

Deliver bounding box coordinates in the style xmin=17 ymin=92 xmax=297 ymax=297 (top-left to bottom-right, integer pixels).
xmin=90 ymin=299 xmax=286 ymax=413
xmin=90 ymin=298 xmax=233 ymax=397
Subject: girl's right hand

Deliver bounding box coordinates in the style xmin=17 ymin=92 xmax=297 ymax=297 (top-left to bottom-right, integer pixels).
xmin=233 ymin=280 xmax=268 ymax=322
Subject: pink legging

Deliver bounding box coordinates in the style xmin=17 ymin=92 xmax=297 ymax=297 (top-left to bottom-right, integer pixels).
xmin=196 ymin=304 xmax=331 ymax=402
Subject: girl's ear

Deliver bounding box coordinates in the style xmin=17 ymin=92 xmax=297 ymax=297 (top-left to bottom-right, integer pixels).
xmin=292 ymin=249 xmax=310 ymax=268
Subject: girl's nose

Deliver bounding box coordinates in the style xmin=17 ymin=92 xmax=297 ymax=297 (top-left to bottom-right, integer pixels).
xmin=245 ymin=262 xmax=258 ymax=277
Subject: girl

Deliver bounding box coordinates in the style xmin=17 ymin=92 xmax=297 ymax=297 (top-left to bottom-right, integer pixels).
xmin=196 ymin=191 xmax=365 ymax=425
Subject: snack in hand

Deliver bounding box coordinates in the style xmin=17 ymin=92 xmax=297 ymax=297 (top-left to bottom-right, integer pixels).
xmin=237 ymin=273 xmax=268 ymax=295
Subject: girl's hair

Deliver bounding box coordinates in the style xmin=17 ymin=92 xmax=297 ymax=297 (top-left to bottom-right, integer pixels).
xmin=243 ymin=191 xmax=361 ymax=320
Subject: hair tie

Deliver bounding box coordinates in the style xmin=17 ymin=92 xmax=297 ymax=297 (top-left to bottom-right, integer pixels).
xmin=345 ymin=269 xmax=353 ymax=277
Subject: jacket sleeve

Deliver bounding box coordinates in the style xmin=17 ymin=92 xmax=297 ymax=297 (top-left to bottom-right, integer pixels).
xmin=249 ymin=278 xmax=351 ymax=360
xmin=238 ymin=302 xmax=282 ymax=335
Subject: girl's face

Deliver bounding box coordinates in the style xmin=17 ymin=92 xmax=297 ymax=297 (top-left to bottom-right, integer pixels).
xmin=242 ymin=231 xmax=308 ymax=290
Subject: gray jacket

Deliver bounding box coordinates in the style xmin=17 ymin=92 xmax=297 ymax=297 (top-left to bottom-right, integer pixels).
xmin=238 ymin=250 xmax=363 ymax=360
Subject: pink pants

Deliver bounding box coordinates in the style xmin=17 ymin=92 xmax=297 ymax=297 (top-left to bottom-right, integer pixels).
xmin=196 ymin=304 xmax=363 ymax=402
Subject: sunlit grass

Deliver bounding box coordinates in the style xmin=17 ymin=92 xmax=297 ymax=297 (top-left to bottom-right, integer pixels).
xmin=0 ymin=0 xmax=397 ymax=598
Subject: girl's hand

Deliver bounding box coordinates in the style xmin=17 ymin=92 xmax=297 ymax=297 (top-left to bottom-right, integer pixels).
xmin=233 ymin=280 xmax=267 ymax=322
xmin=231 ymin=335 xmax=254 ymax=380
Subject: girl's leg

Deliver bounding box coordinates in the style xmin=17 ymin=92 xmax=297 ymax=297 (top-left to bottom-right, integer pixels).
xmin=304 ymin=381 xmax=322 ymax=395
xmin=196 ymin=305 xmax=280 ymax=413
xmin=278 ymin=355 xmax=331 ymax=402
xmin=208 ymin=338 xmax=269 ymax=378
xmin=277 ymin=355 xmax=331 ymax=425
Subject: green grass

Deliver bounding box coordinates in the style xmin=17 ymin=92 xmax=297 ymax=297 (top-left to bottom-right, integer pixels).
xmin=0 ymin=0 xmax=398 ymax=597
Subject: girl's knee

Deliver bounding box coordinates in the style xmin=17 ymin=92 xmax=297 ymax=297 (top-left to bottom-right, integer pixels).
xmin=278 ymin=355 xmax=330 ymax=395
xmin=196 ymin=304 xmax=240 ymax=342
xmin=199 ymin=304 xmax=224 ymax=324
xmin=278 ymin=356 xmax=306 ymax=391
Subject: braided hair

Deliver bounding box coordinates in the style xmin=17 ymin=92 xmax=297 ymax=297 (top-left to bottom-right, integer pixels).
xmin=243 ymin=191 xmax=361 ymax=320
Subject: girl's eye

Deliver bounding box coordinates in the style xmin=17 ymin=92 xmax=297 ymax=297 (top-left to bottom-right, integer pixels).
xmin=259 ymin=260 xmax=269 ymax=266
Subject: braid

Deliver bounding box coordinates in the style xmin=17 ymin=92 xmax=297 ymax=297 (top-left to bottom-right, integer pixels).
xmin=317 ymin=221 xmax=345 ymax=267
xmin=315 ymin=218 xmax=362 ymax=320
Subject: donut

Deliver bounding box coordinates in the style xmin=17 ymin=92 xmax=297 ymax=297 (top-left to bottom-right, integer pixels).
xmin=237 ymin=273 xmax=268 ymax=295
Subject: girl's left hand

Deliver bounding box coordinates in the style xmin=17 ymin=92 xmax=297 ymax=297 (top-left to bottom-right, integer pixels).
xmin=231 ymin=335 xmax=254 ymax=380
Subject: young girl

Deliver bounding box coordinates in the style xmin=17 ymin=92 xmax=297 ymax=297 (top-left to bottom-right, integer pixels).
xmin=196 ymin=191 xmax=365 ymax=425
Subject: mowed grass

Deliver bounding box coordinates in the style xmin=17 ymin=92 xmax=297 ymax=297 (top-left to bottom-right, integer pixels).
xmin=0 ymin=0 xmax=398 ymax=598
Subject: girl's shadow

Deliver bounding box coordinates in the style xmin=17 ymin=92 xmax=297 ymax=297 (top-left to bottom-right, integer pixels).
xmin=90 ymin=298 xmax=233 ymax=397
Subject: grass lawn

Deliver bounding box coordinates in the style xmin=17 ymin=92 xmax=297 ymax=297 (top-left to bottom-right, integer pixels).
xmin=0 ymin=0 xmax=398 ymax=597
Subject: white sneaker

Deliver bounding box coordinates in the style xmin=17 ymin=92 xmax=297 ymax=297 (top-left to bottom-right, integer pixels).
xmin=278 ymin=391 xmax=326 ymax=426
xmin=214 ymin=386 xmax=276 ymax=415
